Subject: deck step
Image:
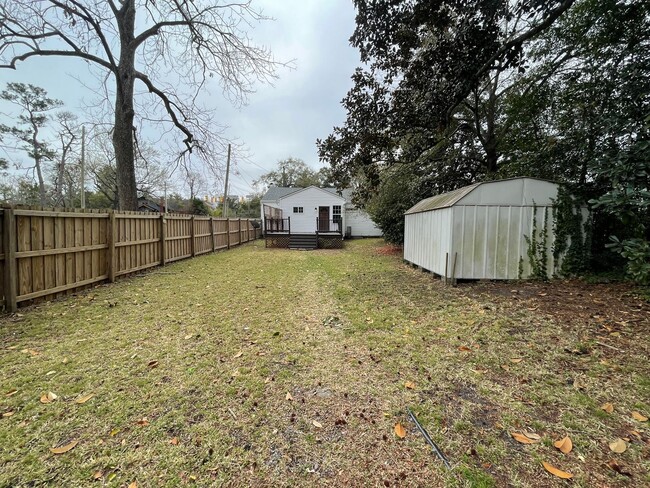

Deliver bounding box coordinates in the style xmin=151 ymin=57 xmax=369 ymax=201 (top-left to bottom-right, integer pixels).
xmin=288 ymin=234 xmax=317 ymax=250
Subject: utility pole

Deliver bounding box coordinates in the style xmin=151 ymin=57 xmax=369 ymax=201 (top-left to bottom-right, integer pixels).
xmin=164 ymin=181 xmax=168 ymax=214
xmin=80 ymin=125 xmax=85 ymax=209
xmin=223 ymin=143 xmax=231 ymax=218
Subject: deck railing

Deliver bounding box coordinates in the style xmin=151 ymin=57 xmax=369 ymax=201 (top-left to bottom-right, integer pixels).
xmin=316 ymin=218 xmax=342 ymax=235
xmin=264 ymin=217 xmax=290 ymax=234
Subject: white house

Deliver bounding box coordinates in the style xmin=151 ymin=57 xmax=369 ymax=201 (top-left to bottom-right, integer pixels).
xmin=261 ymin=186 xmax=382 ymax=238
xmin=403 ymin=177 xmax=581 ymax=280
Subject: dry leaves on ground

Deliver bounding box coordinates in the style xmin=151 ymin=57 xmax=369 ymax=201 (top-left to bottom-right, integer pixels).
xmin=50 ymin=440 xmax=78 ymax=454
xmin=554 ymin=436 xmax=573 ymax=454
xmin=542 ymin=461 xmax=573 ymax=479
xmin=609 ymin=438 xmax=627 ymax=453
xmin=394 ymin=423 xmax=406 ymax=438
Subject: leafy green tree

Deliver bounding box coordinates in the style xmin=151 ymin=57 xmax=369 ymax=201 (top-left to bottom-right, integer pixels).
xmin=0 ymin=83 xmax=61 ymax=205
xmin=256 ymin=158 xmax=325 ymax=188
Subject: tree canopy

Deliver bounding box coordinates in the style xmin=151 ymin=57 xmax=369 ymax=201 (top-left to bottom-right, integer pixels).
xmin=319 ymin=0 xmax=650 ymax=282
xmin=255 ymin=158 xmax=331 ymax=189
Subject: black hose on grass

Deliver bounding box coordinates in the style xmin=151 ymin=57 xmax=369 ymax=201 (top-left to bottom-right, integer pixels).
xmin=407 ymin=407 xmax=452 ymax=470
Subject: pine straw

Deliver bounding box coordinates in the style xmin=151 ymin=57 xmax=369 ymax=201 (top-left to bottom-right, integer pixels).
xmin=0 ymin=239 xmax=648 ymax=487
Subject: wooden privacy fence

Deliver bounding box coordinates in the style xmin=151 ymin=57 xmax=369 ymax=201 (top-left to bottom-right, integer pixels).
xmin=0 ymin=206 xmax=262 ymax=312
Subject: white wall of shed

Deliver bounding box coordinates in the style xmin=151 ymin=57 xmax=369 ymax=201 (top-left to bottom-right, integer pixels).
xmin=403 ymin=208 xmax=453 ymax=275
xmin=457 ymin=178 xmax=559 ymax=207
xmin=450 ymin=205 xmax=555 ymax=279
xmin=345 ymin=207 xmax=382 ymax=237
xmin=279 ymin=188 xmax=346 ymax=234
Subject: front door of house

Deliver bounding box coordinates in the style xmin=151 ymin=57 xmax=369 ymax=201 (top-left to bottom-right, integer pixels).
xmin=318 ymin=206 xmax=330 ymax=232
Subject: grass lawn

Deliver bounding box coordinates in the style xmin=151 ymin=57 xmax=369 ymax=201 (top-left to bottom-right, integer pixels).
xmin=1 ymin=238 xmax=648 ymax=487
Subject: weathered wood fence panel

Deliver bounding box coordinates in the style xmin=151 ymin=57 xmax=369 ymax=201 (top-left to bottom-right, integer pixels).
xmin=0 ymin=206 xmax=261 ymax=312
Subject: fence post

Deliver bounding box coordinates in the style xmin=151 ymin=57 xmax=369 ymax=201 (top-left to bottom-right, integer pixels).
xmin=238 ymin=218 xmax=242 ymax=245
xmin=247 ymin=219 xmax=250 ymax=242
xmin=190 ymin=216 xmax=195 ymax=257
xmin=227 ymin=218 xmax=231 ymax=249
xmin=3 ymin=208 xmax=17 ymax=312
xmin=107 ymin=210 xmax=116 ymax=282
xmin=160 ymin=214 xmax=167 ymax=265
xmin=210 ymin=217 xmax=216 ymax=252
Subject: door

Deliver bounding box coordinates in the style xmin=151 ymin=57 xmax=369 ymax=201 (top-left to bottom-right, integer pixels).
xmin=318 ymin=206 xmax=330 ymax=231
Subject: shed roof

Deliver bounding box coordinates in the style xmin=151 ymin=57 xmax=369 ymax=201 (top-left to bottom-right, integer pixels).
xmin=404 ymin=178 xmax=559 ymax=215
xmin=405 ymin=183 xmax=480 ymax=214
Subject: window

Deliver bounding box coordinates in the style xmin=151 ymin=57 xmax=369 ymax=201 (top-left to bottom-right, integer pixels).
xmin=333 ymin=205 xmax=342 ymax=224
xmin=293 ymin=207 xmax=303 ymax=214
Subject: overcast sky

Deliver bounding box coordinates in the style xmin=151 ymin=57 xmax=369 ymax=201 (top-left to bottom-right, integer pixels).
xmin=0 ymin=0 xmax=360 ymax=198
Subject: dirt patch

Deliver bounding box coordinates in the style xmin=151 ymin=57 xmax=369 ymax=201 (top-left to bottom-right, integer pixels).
xmin=458 ymin=279 xmax=650 ymax=352
xmin=375 ymin=244 xmax=403 ymax=256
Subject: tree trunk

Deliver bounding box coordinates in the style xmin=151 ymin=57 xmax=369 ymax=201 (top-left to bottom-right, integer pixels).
xmin=113 ymin=1 xmax=138 ymax=210
xmin=32 ymin=126 xmax=46 ymax=206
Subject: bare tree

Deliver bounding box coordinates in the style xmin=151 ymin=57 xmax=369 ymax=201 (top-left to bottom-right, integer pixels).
xmin=51 ymin=111 xmax=79 ymax=206
xmin=1 ymin=1 xmax=281 ymax=210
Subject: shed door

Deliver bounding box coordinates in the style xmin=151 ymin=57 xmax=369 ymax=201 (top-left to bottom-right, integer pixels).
xmin=318 ymin=206 xmax=330 ymax=231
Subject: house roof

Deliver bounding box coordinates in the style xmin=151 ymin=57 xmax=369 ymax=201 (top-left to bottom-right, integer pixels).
xmin=261 ymin=186 xmax=352 ymax=203
xmin=404 ymin=183 xmax=480 ymax=214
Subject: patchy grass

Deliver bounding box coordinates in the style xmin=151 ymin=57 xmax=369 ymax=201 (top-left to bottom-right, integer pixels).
xmin=1 ymin=239 xmax=648 ymax=487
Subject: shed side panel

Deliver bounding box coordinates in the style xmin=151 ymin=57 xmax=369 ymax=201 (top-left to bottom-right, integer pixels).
xmin=403 ymin=209 xmax=452 ymax=275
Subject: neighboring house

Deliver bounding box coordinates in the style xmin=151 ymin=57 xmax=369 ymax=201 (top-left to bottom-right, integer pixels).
xmin=260 ymin=186 xmax=381 ymax=249
xmin=138 ymin=197 xmax=165 ymax=213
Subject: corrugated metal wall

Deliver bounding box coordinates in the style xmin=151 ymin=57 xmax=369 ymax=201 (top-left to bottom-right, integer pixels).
xmin=451 ymin=205 xmax=554 ymax=279
xmin=403 ymin=208 xmax=453 ymax=275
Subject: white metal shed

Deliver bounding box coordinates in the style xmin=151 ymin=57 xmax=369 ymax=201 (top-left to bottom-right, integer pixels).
xmin=404 ymin=177 xmax=561 ymax=280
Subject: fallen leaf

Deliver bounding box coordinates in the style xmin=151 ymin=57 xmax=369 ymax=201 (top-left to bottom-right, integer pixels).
xmin=50 ymin=440 xmax=78 ymax=454
xmin=609 ymin=438 xmax=627 ymax=453
xmin=21 ymin=349 xmax=40 ymax=356
xmin=170 ymin=437 xmax=179 ymax=445
xmin=285 ymin=392 xmax=293 ymax=401
xmin=628 ymin=429 xmax=641 ymax=440
xmin=128 ymin=482 xmax=137 ymax=488
xmin=233 ymin=351 xmax=243 ymax=359
xmin=93 ymin=470 xmax=103 ymax=480
xmin=147 ymin=360 xmax=159 ymax=369
xmin=542 ymin=461 xmax=573 ymax=479
xmin=511 ymin=432 xmax=537 ymax=444
xmin=523 ymin=431 xmax=541 ymax=441
xmin=312 ymin=420 xmax=323 ymax=428
xmin=554 ymin=436 xmax=573 ymax=454
xmin=110 ymin=428 xmax=120 ymax=436
xmin=500 ymin=364 xmax=511 ymax=371
xmin=394 ymin=423 xmax=406 ymax=438
xmin=3 ymin=411 xmax=14 ymax=417
xmin=136 ymin=418 xmax=150 ymax=426
xmin=40 ymin=391 xmax=58 ymax=404
xmin=510 ymin=358 xmax=524 ymax=364
xmin=184 ymin=334 xmax=193 ymax=340
xmin=458 ymin=345 xmax=472 ymax=352
xmin=631 ymin=411 xmax=648 ymax=422
xmin=5 ymin=389 xmax=18 ymax=397
xmin=264 ymin=377 xmax=272 ymax=384
xmin=75 ymin=393 xmax=94 ymax=404
xmin=601 ymin=402 xmax=614 ymax=414
xmin=46 ymin=370 xmax=57 ymax=376
xmin=606 ymin=460 xmax=633 ymax=477
xmin=405 ymin=381 xmax=415 ymax=390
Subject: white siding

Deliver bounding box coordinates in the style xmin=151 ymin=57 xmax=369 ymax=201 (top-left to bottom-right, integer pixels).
xmin=278 ymin=187 xmax=346 ymax=234
xmin=345 ymin=207 xmax=382 ymax=237
xmin=403 ymin=208 xmax=453 ymax=276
